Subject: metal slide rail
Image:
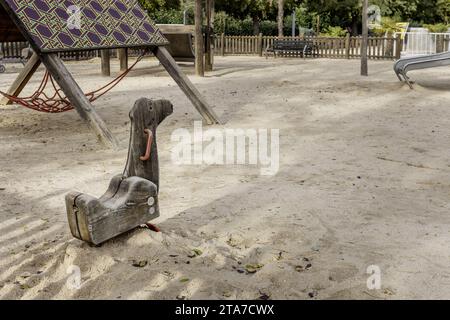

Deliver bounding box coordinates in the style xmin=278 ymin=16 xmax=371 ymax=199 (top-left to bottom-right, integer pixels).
xmin=394 ymin=51 xmax=450 ymax=88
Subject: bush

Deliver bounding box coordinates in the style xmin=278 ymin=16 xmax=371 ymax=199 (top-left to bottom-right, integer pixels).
xmin=149 ymin=9 xmax=184 ymax=24
xmin=260 ymin=20 xmax=278 ymax=36
xmin=424 ymin=23 xmax=450 ymax=32
xmin=322 ymin=26 xmax=347 ymax=37
xmin=214 ymin=12 xmax=278 ymax=36
xmin=371 ymin=17 xmax=402 ymax=36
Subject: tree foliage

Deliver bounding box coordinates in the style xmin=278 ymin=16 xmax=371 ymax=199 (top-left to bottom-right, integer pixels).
xmin=139 ymin=0 xmax=450 ymax=35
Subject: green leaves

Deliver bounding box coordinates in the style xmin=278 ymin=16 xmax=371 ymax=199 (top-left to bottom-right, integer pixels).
xmin=141 ymin=0 xmax=450 ymax=33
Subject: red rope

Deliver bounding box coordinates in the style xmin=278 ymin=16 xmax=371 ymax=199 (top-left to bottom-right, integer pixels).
xmin=0 ymin=51 xmax=146 ymax=113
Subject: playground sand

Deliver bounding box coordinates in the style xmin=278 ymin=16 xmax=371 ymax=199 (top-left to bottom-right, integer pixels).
xmin=1 ymin=56 xmax=450 ymax=299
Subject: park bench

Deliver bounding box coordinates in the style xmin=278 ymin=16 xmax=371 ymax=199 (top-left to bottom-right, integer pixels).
xmin=265 ymin=39 xmax=316 ymax=59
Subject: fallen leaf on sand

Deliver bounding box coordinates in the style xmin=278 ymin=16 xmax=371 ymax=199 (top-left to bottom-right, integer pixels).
xmin=131 ymin=260 xmax=148 ymax=268
xmin=188 ymin=249 xmax=203 ymax=258
xmin=245 ymin=264 xmax=264 ymax=274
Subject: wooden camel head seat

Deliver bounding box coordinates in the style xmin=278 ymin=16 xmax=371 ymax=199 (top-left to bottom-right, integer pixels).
xmin=65 ymin=98 xmax=173 ymax=245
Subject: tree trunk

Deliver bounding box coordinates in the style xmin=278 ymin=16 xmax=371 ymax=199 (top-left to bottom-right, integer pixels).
xmin=361 ymin=0 xmax=369 ymax=76
xmin=316 ymin=15 xmax=320 ymax=34
xmin=277 ymin=0 xmax=284 ymax=37
xmin=195 ymin=0 xmax=204 ymax=77
xmin=351 ymin=16 xmax=359 ymax=36
xmin=205 ymin=0 xmax=212 ymax=71
xmin=253 ymin=16 xmax=260 ymax=36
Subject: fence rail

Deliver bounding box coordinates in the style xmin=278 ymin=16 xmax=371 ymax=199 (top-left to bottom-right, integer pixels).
xmin=0 ymin=43 xmax=147 ymax=62
xmin=2 ymin=35 xmax=403 ymax=63
xmin=214 ymin=34 xmax=400 ymax=60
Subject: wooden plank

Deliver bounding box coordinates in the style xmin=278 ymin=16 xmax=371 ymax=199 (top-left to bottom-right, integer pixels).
xmin=118 ymin=48 xmax=128 ymax=72
xmin=0 ymin=52 xmax=41 ymax=106
xmin=39 ymin=53 xmax=118 ymax=149
xmin=101 ymin=49 xmax=111 ymax=76
xmin=156 ymin=24 xmax=195 ymax=34
xmin=152 ymin=46 xmax=220 ymax=125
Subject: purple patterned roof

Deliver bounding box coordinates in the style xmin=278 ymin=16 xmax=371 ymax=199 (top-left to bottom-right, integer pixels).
xmin=1 ymin=0 xmax=168 ymax=52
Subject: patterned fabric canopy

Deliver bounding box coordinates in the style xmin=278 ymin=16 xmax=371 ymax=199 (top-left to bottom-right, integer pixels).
xmin=1 ymin=0 xmax=168 ymax=52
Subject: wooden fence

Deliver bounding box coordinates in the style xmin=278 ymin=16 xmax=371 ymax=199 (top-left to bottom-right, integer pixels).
xmin=1 ymin=42 xmax=145 ymax=61
xmin=3 ymin=35 xmax=401 ymax=63
xmin=214 ymin=34 xmax=401 ymax=60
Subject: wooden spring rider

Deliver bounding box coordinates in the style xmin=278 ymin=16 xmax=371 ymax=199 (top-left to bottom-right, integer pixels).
xmin=65 ymin=98 xmax=173 ymax=245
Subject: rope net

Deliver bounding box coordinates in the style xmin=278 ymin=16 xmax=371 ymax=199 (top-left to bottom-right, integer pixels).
xmin=0 ymin=52 xmax=145 ymax=113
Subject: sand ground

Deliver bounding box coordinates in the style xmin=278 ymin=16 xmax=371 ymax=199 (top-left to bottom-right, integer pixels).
xmin=0 ymin=55 xmax=450 ymax=300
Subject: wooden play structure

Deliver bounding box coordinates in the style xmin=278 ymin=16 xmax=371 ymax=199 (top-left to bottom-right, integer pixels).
xmin=66 ymin=98 xmax=172 ymax=245
xmin=163 ymin=33 xmax=195 ymax=63
xmin=158 ymin=25 xmax=196 ymax=64
xmin=0 ymin=0 xmax=220 ymax=149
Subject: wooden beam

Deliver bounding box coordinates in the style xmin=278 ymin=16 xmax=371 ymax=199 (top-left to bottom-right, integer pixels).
xmin=194 ymin=0 xmax=204 ymax=77
xmin=39 ymin=53 xmax=118 ymax=149
xmin=101 ymin=49 xmax=111 ymax=76
xmin=0 ymin=52 xmax=40 ymax=106
xmin=152 ymin=46 xmax=220 ymax=125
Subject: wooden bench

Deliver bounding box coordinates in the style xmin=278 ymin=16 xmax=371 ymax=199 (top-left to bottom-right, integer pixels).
xmin=265 ymin=39 xmax=316 ymax=59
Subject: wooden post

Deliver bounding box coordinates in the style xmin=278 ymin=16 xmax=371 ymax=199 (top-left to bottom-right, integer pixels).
xmin=194 ymin=0 xmax=204 ymax=77
xmin=118 ymin=48 xmax=128 ymax=72
xmin=101 ymin=49 xmax=111 ymax=76
xmin=221 ymin=33 xmax=225 ymax=56
xmin=436 ymin=34 xmax=444 ymax=53
xmin=395 ymin=35 xmax=402 ymax=60
xmin=152 ymin=46 xmax=220 ymax=125
xmin=205 ymin=0 xmax=213 ymax=71
xmin=0 ymin=52 xmax=41 ymax=106
xmin=345 ymin=33 xmax=351 ymax=59
xmin=258 ymin=33 xmax=263 ymax=57
xmin=361 ymin=0 xmax=369 ymax=76
xmin=39 ymin=53 xmax=118 ymax=149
